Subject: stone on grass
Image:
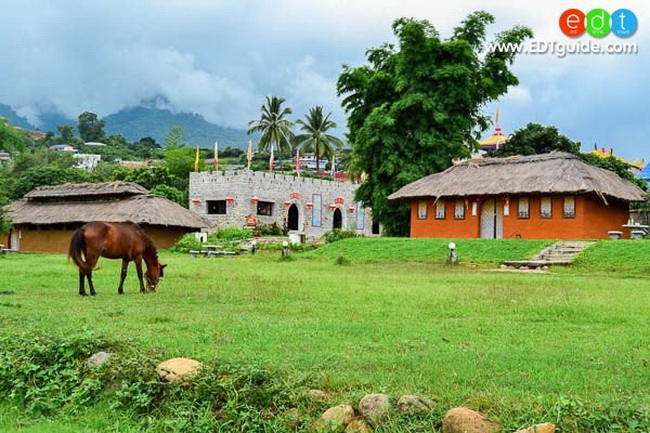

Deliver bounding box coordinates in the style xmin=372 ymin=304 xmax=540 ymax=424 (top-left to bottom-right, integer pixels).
xmin=442 ymin=407 xmax=501 ymax=433
xmin=313 ymin=404 xmax=356 ymax=432
xmin=358 ymin=393 xmax=391 ymax=426
xmin=345 ymin=418 xmax=372 ymax=433
xmin=396 ymin=394 xmax=432 ymax=416
xmin=155 ymin=357 xmax=202 ymax=382
xmin=308 ymin=389 xmax=331 ymax=400
xmin=515 ymin=423 xmax=555 ymax=433
xmin=87 ymin=351 xmax=112 ymax=368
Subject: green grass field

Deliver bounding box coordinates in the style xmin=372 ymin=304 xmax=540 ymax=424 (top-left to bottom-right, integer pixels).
xmin=1 ymin=239 xmax=649 ymax=431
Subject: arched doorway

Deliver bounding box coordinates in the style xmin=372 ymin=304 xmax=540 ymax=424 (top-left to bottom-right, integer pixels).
xmin=333 ymin=208 xmax=343 ymax=229
xmin=288 ymin=204 xmax=299 ymax=231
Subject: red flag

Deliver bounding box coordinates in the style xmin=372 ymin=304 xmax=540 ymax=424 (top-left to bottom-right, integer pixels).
xmin=269 ymin=144 xmax=274 ymax=172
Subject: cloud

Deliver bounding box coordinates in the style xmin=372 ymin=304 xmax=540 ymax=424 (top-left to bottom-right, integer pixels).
xmin=0 ymin=0 xmax=648 ymax=160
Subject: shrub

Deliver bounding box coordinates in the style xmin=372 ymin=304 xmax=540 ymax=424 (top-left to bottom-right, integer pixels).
xmin=323 ymin=229 xmax=358 ymax=243
xmin=258 ymin=222 xmax=284 ymax=236
xmin=169 ymin=233 xmax=203 ymax=252
xmin=210 ymin=227 xmax=252 ymax=242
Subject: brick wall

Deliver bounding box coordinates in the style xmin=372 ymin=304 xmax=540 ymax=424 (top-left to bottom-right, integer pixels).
xmin=189 ymin=171 xmax=378 ymax=238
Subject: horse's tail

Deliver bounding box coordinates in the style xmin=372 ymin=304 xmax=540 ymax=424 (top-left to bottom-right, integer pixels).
xmin=69 ymin=226 xmax=90 ymax=273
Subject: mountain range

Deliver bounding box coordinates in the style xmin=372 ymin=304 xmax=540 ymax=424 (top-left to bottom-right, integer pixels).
xmin=0 ymin=103 xmax=252 ymax=150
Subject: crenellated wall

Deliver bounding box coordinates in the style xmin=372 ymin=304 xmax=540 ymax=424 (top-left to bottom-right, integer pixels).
xmin=189 ymin=170 xmax=379 ymax=238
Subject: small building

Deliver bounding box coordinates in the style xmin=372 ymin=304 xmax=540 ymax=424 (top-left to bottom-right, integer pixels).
xmin=4 ymin=181 xmax=208 ymax=252
xmin=0 ymin=151 xmax=11 ymax=164
xmin=388 ymin=152 xmax=645 ymax=239
xmin=50 ymin=144 xmax=77 ymax=152
xmin=189 ymin=170 xmax=380 ymax=238
xmin=73 ymin=153 xmax=101 ymax=170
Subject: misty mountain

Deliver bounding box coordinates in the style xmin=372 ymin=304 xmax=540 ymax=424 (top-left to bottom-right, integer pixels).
xmin=104 ymin=107 xmax=251 ymax=149
xmin=1 ymin=103 xmax=253 ymax=150
xmin=0 ymin=104 xmax=34 ymax=129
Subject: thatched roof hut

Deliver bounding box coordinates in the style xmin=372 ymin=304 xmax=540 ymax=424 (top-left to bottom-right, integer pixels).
xmin=9 ymin=181 xmax=207 ymax=228
xmin=389 ymin=152 xmax=645 ymax=240
xmin=5 ymin=181 xmax=208 ymax=252
xmin=389 ymin=152 xmax=645 ymax=203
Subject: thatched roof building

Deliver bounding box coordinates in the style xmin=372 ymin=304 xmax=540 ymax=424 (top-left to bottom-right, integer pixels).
xmin=389 ymin=152 xmax=645 ymax=240
xmin=4 ymin=181 xmax=208 ymax=252
xmin=389 ymin=152 xmax=645 ymax=203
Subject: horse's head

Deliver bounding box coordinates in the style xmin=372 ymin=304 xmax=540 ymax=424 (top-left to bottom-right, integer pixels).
xmin=145 ymin=263 xmax=167 ymax=291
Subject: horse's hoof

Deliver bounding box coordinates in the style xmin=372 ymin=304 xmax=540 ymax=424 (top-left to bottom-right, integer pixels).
xmin=79 ymin=293 xmax=88 ymax=297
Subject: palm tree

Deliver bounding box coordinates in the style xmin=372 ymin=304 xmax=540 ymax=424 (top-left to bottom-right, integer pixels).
xmin=247 ymin=96 xmax=295 ymax=168
xmin=294 ymin=106 xmax=344 ymax=173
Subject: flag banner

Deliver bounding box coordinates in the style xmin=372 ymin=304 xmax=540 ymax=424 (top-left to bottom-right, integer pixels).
xmin=194 ymin=146 xmax=200 ymax=172
xmin=247 ymin=140 xmax=253 ymax=170
xmin=295 ymin=149 xmax=301 ymax=175
xmin=269 ymin=144 xmax=274 ymax=172
xmin=330 ymin=155 xmax=336 ymax=177
xmin=213 ymin=141 xmax=219 ymax=170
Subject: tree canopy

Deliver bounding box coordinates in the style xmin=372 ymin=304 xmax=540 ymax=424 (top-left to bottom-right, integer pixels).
xmin=337 ymin=12 xmax=532 ymax=235
xmin=247 ymin=96 xmax=294 ymax=156
xmin=294 ymin=106 xmax=344 ymax=172
xmin=77 ymin=111 xmax=105 ymax=142
xmin=487 ymin=123 xmax=581 ymax=157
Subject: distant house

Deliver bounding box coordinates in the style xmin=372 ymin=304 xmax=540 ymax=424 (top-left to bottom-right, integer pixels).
xmin=389 ymin=152 xmax=645 ymax=239
xmin=50 ymin=144 xmax=76 ymax=152
xmin=4 ymin=181 xmax=208 ymax=252
xmin=0 ymin=151 xmax=11 ymax=164
xmin=73 ymin=154 xmax=101 ymax=170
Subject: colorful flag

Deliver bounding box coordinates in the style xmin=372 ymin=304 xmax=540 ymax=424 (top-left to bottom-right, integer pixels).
xmin=194 ymin=146 xmax=200 ymax=172
xmin=269 ymin=144 xmax=274 ymax=172
xmin=295 ymin=148 xmax=301 ymax=175
xmin=213 ymin=141 xmax=219 ymax=170
xmin=330 ymin=154 xmax=336 ymax=177
xmin=246 ymin=140 xmax=253 ymax=170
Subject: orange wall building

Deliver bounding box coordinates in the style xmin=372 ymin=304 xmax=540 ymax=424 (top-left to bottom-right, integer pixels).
xmin=390 ymin=153 xmax=644 ymax=240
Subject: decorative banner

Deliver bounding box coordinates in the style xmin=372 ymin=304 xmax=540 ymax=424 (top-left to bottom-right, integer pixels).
xmin=356 ymin=202 xmax=365 ymax=230
xmin=213 ymin=140 xmax=219 ymax=170
xmin=503 ymin=198 xmax=510 ymax=216
xmin=246 ymin=140 xmax=253 ymax=170
xmin=312 ymin=194 xmax=322 ymax=227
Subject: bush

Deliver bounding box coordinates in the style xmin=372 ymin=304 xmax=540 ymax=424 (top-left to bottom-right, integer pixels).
xmin=0 ymin=332 xmax=309 ymax=432
xmin=323 ymin=229 xmax=358 ymax=243
xmin=257 ymin=222 xmax=284 ymax=237
xmin=169 ymin=233 xmax=203 ymax=252
xmin=209 ymin=227 xmax=252 ymax=242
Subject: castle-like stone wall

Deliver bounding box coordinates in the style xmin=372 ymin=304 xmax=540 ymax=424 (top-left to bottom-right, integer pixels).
xmin=189 ymin=171 xmax=379 ymax=238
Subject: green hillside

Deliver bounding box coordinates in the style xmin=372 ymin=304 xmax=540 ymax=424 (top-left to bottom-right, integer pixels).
xmin=104 ymin=106 xmax=252 ymax=149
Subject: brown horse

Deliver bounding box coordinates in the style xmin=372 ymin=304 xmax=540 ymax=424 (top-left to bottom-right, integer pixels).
xmin=69 ymin=221 xmax=166 ymax=296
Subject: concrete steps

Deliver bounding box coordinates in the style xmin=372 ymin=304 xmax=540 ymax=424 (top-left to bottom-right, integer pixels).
xmin=502 ymin=241 xmax=594 ymax=270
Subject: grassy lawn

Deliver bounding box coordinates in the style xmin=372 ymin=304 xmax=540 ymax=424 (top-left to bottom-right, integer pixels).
xmin=1 ymin=240 xmax=649 ymax=431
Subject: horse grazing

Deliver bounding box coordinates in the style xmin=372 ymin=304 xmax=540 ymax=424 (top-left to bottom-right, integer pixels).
xmin=69 ymin=221 xmax=167 ymax=296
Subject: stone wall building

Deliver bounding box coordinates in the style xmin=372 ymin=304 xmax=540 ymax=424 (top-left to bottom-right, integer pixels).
xmin=189 ymin=170 xmax=380 ymax=239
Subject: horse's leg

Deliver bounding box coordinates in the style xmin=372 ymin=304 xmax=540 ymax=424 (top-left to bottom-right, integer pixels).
xmin=118 ymin=259 xmax=129 ymax=295
xmin=78 ymin=271 xmax=87 ymax=296
xmin=135 ymin=257 xmax=146 ymax=294
xmin=88 ymin=270 xmax=96 ymax=296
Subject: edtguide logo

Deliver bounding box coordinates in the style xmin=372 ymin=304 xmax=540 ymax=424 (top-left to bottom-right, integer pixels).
xmin=560 ymin=8 xmax=637 ymax=38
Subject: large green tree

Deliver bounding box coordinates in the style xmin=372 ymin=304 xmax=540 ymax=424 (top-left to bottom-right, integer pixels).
xmin=77 ymin=111 xmax=106 ymax=142
xmin=337 ymin=13 xmax=532 ymax=235
xmin=247 ymin=96 xmax=295 ymax=157
xmin=294 ymin=106 xmax=344 ymax=173
xmin=487 ymin=123 xmax=581 ymax=157
xmin=0 ymin=118 xmax=27 ymax=154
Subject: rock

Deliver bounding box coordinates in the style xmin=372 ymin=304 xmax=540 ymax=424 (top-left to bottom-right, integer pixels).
xmin=313 ymin=404 xmax=356 ymax=432
xmin=515 ymin=423 xmax=555 ymax=433
xmin=396 ymin=394 xmax=432 ymax=416
xmin=500 ymin=264 xmax=507 ymax=269
xmin=308 ymin=389 xmax=331 ymax=400
xmin=345 ymin=418 xmax=372 ymax=433
xmin=358 ymin=393 xmax=391 ymax=426
xmin=442 ymin=407 xmax=501 ymax=433
xmin=87 ymin=351 xmax=112 ymax=368
xmin=155 ymin=357 xmax=202 ymax=382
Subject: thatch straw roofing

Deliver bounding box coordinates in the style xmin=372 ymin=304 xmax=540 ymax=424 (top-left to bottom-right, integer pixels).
xmin=9 ymin=182 xmax=208 ymax=229
xmin=25 ymin=181 xmax=148 ymax=199
xmin=389 ymin=152 xmax=645 ymax=203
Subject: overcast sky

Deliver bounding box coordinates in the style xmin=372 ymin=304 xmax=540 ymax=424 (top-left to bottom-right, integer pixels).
xmin=2 ymin=0 xmax=648 ymax=161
